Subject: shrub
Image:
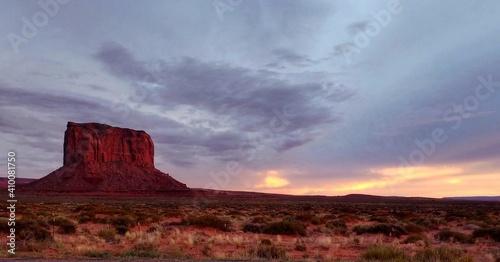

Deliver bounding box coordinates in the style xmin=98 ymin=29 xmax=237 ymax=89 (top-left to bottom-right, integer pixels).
xmin=445 ymin=210 xmax=478 ymax=221
xmin=404 ymin=222 xmax=426 ymax=234
xmin=84 ymin=250 xmax=112 ymax=258
xmin=97 ymin=229 xmax=116 ymax=243
xmin=262 ymin=220 xmax=307 ymax=236
xmin=16 ymin=217 xmax=52 ymax=241
xmin=353 ymin=236 xmax=362 ymax=245
xmin=295 ymin=243 xmax=307 ymax=251
xmin=402 ymin=234 xmax=430 ymax=246
xmin=115 ymin=225 xmax=129 ymax=235
xmin=252 ymin=216 xmax=268 ymax=223
xmin=93 ymin=217 xmax=109 ymax=224
xmin=124 ymin=242 xmax=160 ymax=258
xmin=361 ymin=245 xmax=408 ymax=261
xmin=78 ymin=215 xmax=92 ymax=224
xmin=435 ymin=230 xmax=472 ymax=244
xmin=326 ymin=219 xmax=348 ymax=235
xmin=163 ymin=209 xmax=182 ymax=218
xmin=109 ymin=215 xmax=136 ymax=235
xmin=48 ymin=216 xmax=76 ymax=234
xmin=48 ymin=216 xmax=69 ymax=226
xmin=181 ymin=214 xmax=231 ymax=231
xmin=295 ymin=212 xmax=314 ymax=222
xmin=310 ymin=216 xmax=325 ymax=225
xmin=410 ymin=218 xmax=440 ymax=230
xmin=134 ymin=212 xmax=149 ymax=224
xmin=202 ymin=244 xmax=212 ymax=257
xmin=57 ymin=219 xmax=77 ymax=234
xmin=327 ymin=219 xmax=347 ymax=228
xmin=414 ymin=245 xmax=473 ymax=262
xmin=260 ymin=238 xmax=272 ymax=245
xmin=110 ymin=215 xmax=136 ymax=227
xmin=353 ymin=223 xmax=408 ymax=237
xmin=243 ymin=223 xmax=263 ymax=233
xmin=149 ymin=214 xmax=162 ymax=224
xmin=253 ymin=243 xmax=286 ymax=259
xmin=227 ymin=210 xmax=243 ymax=216
xmin=147 ymin=225 xmax=161 ymax=233
xmin=370 ymin=216 xmax=391 ymax=223
xmin=472 ymin=227 xmax=500 ymax=242
xmin=317 ymin=236 xmax=332 ymax=250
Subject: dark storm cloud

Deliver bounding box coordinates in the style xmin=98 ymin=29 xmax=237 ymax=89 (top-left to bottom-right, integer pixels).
xmin=0 ymin=83 xmax=107 ymax=140
xmin=346 ymin=21 xmax=369 ymax=35
xmin=0 ymin=109 xmax=58 ymax=148
xmin=93 ymin=43 xmax=355 ymax=164
xmin=88 ymin=84 xmax=107 ymax=91
xmin=272 ymin=48 xmax=315 ymax=66
xmin=152 ymin=130 xmax=246 ymax=167
xmin=277 ymin=136 xmax=314 ymax=152
xmin=0 ymin=83 xmax=112 ymax=148
xmin=93 ymin=41 xmax=150 ymax=80
xmin=0 ymin=84 xmax=103 ymax=113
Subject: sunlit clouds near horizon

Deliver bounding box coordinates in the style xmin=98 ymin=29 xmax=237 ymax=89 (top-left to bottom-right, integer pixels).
xmin=1 ymin=0 xmax=499 ymax=197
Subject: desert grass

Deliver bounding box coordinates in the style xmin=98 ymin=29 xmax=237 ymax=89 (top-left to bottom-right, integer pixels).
xmin=1 ymin=196 xmax=499 ymax=261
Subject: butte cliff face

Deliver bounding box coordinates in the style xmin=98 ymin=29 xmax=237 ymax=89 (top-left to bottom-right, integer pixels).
xmin=24 ymin=122 xmax=188 ymax=192
xmin=63 ymin=122 xmax=154 ymax=167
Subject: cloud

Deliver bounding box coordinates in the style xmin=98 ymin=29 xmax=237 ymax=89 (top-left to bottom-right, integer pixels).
xmin=0 ymin=84 xmax=105 ymax=114
xmin=375 ymin=166 xmax=463 ymax=181
xmin=255 ymin=170 xmax=290 ymax=188
xmin=346 ymin=21 xmax=369 ymax=35
xmin=93 ymin=42 xmax=355 ymax=165
xmin=271 ymin=48 xmax=316 ymax=67
xmin=0 ymin=81 xmax=193 ymax=169
xmin=93 ymin=41 xmax=150 ymax=80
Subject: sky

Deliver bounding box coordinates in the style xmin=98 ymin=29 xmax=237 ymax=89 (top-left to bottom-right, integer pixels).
xmin=1 ymin=0 xmax=499 ymax=198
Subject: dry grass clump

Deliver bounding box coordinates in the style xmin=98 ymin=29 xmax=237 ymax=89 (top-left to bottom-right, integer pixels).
xmin=472 ymin=226 xmax=500 ymax=242
xmin=97 ymin=228 xmax=117 ymax=243
xmin=434 ymin=229 xmax=472 ymax=244
xmin=295 ymin=239 xmax=307 ymax=251
xmin=242 ymin=223 xmax=263 ymax=233
xmin=402 ymin=234 xmax=430 ymax=246
xmin=326 ymin=219 xmax=348 ymax=235
xmin=414 ymin=245 xmax=473 ymax=262
xmin=261 ymin=219 xmax=307 ymax=236
xmin=251 ymin=216 xmax=269 ymax=223
xmin=409 ymin=217 xmax=441 ymax=231
xmin=109 ymin=215 xmax=136 ymax=235
xmin=316 ymin=236 xmax=332 ymax=250
xmin=295 ymin=212 xmax=325 ymax=225
xmin=17 ymin=216 xmax=52 ymax=242
xmin=361 ymin=245 xmax=408 ymax=261
xmin=49 ymin=216 xmax=77 ymax=234
xmin=181 ymin=214 xmax=231 ymax=231
xmin=354 ymin=223 xmax=408 ymax=237
xmin=404 ymin=222 xmax=427 ymax=234
xmin=249 ymin=239 xmax=287 ymax=259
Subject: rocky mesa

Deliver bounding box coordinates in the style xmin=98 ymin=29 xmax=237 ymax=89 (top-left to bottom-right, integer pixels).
xmin=22 ymin=122 xmax=188 ymax=192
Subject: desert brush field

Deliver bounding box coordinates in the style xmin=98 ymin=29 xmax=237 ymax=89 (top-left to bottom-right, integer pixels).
xmin=1 ymin=195 xmax=499 ymax=261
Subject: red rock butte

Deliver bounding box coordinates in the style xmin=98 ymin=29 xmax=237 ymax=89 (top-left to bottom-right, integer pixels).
xmin=23 ymin=122 xmax=188 ymax=192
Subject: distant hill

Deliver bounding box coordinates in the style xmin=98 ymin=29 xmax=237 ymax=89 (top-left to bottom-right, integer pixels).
xmin=443 ymin=196 xmax=500 ymax=202
xmin=2 ymin=176 xmax=498 ymax=202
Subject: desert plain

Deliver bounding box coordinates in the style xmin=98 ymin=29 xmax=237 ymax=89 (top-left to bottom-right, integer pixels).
xmin=1 ymin=194 xmax=499 ymax=261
